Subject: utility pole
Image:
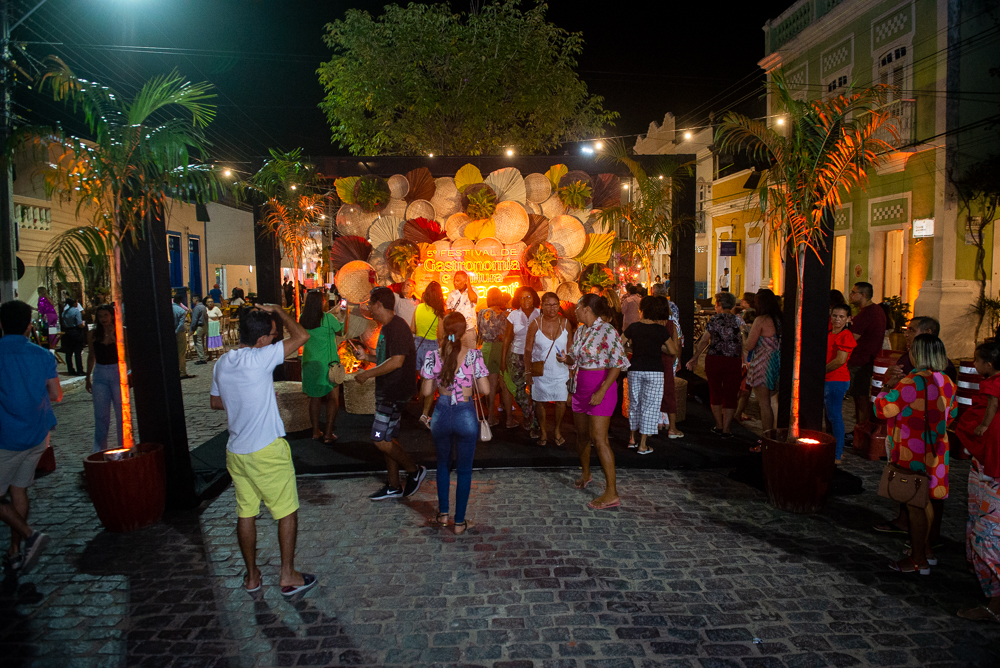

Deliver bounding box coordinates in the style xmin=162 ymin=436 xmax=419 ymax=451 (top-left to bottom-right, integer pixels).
xmin=0 ymin=0 xmax=17 ymax=302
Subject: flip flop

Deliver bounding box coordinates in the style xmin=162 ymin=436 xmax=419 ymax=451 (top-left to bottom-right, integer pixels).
xmin=873 ymin=522 xmax=908 ymax=534
xmin=957 ymin=606 xmax=1000 ymax=624
xmin=888 ymin=557 xmax=930 ymax=575
xmin=554 ymin=437 xmax=566 ymax=446
xmin=574 ymin=477 xmax=593 ymax=490
xmin=668 ymin=432 xmax=685 ymax=439
xmin=323 ymin=434 xmax=338 ymax=444
xmin=537 ymin=440 xmax=547 ymax=447
xmin=280 ymin=573 xmax=318 ymax=597
xmin=587 ymin=498 xmax=621 ymax=510
xmin=637 ymin=448 xmax=654 ymax=455
xmin=243 ymin=571 xmax=262 ymax=593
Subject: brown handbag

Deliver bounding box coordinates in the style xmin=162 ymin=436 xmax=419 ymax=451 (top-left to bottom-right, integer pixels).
xmin=877 ymin=375 xmax=934 ymax=508
xmin=530 ymin=319 xmax=562 ymax=377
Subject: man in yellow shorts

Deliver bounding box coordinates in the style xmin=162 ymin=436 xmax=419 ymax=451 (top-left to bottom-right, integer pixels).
xmin=210 ymin=303 xmax=316 ymax=596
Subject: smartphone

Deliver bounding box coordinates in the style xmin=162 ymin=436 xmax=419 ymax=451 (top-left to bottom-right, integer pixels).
xmin=340 ymin=299 xmax=348 ymax=310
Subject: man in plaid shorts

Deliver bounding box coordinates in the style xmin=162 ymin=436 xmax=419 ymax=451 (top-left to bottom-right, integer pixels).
xmin=354 ymin=287 xmax=426 ymax=500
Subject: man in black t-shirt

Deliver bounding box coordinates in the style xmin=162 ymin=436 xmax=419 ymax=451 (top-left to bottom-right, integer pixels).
xmin=354 ymin=287 xmax=425 ymax=500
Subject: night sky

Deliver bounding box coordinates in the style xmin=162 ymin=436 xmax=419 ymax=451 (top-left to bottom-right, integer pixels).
xmin=15 ymin=0 xmax=793 ymax=170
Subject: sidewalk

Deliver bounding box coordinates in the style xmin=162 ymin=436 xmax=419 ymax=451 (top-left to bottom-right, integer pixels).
xmin=1 ymin=361 xmax=997 ymax=667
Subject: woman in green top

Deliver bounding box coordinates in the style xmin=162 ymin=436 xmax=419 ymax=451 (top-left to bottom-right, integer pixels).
xmin=300 ymin=291 xmax=346 ymax=443
xmin=411 ymin=281 xmax=445 ymax=428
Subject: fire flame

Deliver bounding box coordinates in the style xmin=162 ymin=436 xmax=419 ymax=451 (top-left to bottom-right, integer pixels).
xmin=798 ymin=438 xmax=820 ymax=444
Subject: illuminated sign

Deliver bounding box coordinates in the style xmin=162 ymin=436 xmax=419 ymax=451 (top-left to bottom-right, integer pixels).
xmin=427 ymin=247 xmax=523 ymax=297
xmin=912 ymin=218 xmax=934 ymax=238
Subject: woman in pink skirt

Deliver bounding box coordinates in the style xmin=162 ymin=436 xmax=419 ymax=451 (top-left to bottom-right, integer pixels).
xmin=559 ymin=293 xmax=630 ymax=510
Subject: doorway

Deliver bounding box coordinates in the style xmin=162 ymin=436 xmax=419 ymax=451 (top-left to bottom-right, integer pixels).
xmin=832 ymin=235 xmax=847 ymax=294
xmin=167 ymin=234 xmax=183 ymax=288
xmin=188 ymin=236 xmax=202 ymax=298
xmin=883 ymin=229 xmax=904 ymax=299
xmin=746 ymin=243 xmax=762 ymax=295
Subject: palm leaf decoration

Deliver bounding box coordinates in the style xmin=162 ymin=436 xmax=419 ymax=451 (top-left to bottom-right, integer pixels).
xmin=335 ymin=176 xmax=359 ymax=204
xmin=353 ymin=175 xmax=391 ymax=213
xmin=590 ymin=173 xmax=620 ymax=209
xmin=404 ymin=167 xmax=435 ymax=203
xmin=463 ymin=183 xmax=497 ymax=220
xmin=523 ymin=213 xmax=549 ymax=247
xmin=330 ymin=235 xmax=373 ymax=272
xmin=403 ymin=217 xmax=446 ymax=244
xmin=714 ymin=68 xmax=896 ymax=438
xmin=545 ymin=164 xmax=568 ymax=190
xmin=368 ymin=215 xmax=405 ymax=248
xmin=526 ymin=241 xmax=560 ymax=278
xmin=385 ymin=239 xmax=421 ymax=278
xmin=579 ymin=263 xmax=616 ymax=292
xmin=574 ymin=233 xmax=614 ymax=265
xmin=455 ymin=163 xmax=483 ymax=193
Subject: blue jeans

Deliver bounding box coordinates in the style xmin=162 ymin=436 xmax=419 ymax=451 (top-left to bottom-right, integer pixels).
xmin=93 ymin=363 xmax=124 ymax=452
xmin=430 ymin=396 xmax=478 ymax=523
xmin=824 ymin=380 xmax=850 ymax=460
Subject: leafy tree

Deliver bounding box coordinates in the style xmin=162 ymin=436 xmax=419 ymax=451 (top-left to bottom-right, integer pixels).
xmin=317 ymin=0 xmax=617 ymax=156
xmin=31 ymin=57 xmax=226 ymax=450
xmin=715 ymin=70 xmax=895 ymax=438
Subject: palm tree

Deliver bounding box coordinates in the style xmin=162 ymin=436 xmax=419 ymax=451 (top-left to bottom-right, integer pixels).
xmin=597 ymin=143 xmax=689 ymax=285
xmin=715 ymin=69 xmax=897 ymax=438
xmin=31 ymin=57 xmax=227 ymax=450
xmin=243 ymin=149 xmax=331 ymax=320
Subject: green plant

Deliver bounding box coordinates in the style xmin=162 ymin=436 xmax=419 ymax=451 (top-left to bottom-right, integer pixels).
xmin=715 ymin=68 xmax=896 ymax=438
xmin=579 ymin=263 xmax=615 ymax=291
xmin=318 ymin=1 xmax=617 ymax=155
xmin=558 ymin=180 xmax=592 ymax=209
xmin=466 ymin=187 xmax=497 ymax=220
xmin=526 ymin=242 xmax=558 ymax=277
xmin=977 ymin=296 xmax=1000 ymax=338
xmin=353 ymin=175 xmax=390 ymax=213
xmin=882 ymin=295 xmax=911 ymax=332
xmin=952 ymin=154 xmax=1000 ymax=343
xmin=386 ymin=240 xmax=420 ymax=278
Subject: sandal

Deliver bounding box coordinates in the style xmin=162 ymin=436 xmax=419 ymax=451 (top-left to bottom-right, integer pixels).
xmin=419 ymin=415 xmax=432 ymax=429
xmin=428 ymin=512 xmax=449 ymax=528
xmin=668 ymin=431 xmax=685 ymax=439
xmin=323 ymin=433 xmax=338 ymax=444
xmin=505 ymin=421 xmax=518 ymax=429
xmin=873 ymin=522 xmax=908 ymax=534
xmin=243 ymin=570 xmax=262 ymax=593
xmin=957 ymin=606 xmax=1000 ymax=623
xmin=905 ymin=548 xmax=937 ymax=566
xmin=574 ymin=476 xmax=593 ymax=490
xmin=554 ymin=436 xmax=566 ymax=446
xmin=453 ymin=519 xmax=474 ymax=535
xmin=537 ymin=439 xmax=547 ymax=447
xmin=889 ymin=556 xmax=930 ymax=575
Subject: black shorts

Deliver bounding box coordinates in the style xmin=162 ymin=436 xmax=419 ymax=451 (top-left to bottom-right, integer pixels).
xmin=371 ymin=399 xmax=407 ymax=442
xmin=848 ymin=362 xmax=874 ymax=398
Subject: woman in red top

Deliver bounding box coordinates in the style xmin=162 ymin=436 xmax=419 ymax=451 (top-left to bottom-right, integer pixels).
xmin=826 ymin=304 xmax=856 ymax=463
xmin=955 ymin=342 xmax=1000 ymax=623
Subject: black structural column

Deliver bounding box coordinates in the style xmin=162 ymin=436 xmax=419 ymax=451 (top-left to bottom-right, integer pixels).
xmin=120 ymin=206 xmax=197 ymax=508
xmin=253 ymin=204 xmax=282 ymax=305
xmin=776 ymin=209 xmax=835 ymax=432
xmin=670 ymin=161 xmax=697 ymax=370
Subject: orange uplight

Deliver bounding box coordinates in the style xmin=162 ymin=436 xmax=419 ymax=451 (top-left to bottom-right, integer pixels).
xmin=103 ymin=448 xmax=131 ymax=461
xmin=798 ymin=438 xmax=820 ymax=444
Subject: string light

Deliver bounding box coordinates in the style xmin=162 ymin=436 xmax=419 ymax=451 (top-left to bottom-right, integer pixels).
xmin=428 ymin=153 xmax=434 ymax=157
xmin=684 ymin=131 xmax=692 ymax=139
xmin=506 ymin=149 xmax=514 ymax=156
xmin=777 ymin=118 xmax=785 ymax=125
xmin=595 ymin=141 xmax=603 ymax=150
xmin=223 ymin=169 xmax=231 ymax=177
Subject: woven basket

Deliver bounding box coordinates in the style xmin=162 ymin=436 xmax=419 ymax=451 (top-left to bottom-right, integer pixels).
xmin=360 ymin=320 xmax=382 ymax=350
xmin=430 ymin=239 xmax=452 ymax=260
xmin=548 ymin=215 xmax=587 ymax=258
xmin=384 ymin=198 xmax=408 ymax=219
xmin=337 ymin=204 xmax=378 ymax=238
xmin=343 ymin=374 xmax=376 ymax=414
xmin=273 ymin=381 xmax=311 ymax=432
xmin=524 ymin=200 xmax=542 ymax=215
xmin=446 ymin=213 xmax=472 ymax=241
xmin=430 ymin=177 xmax=463 ymax=222
xmin=505 ymin=241 xmax=527 ymax=266
xmin=556 ymin=282 xmax=582 ymax=302
xmin=406 ymin=199 xmax=435 ymax=221
xmin=524 ymin=173 xmax=552 ymax=203
xmin=335 ymin=260 xmax=377 ymax=303
xmin=452 ymin=238 xmax=475 ymax=251
xmin=492 ymin=200 xmax=530 ymax=244
xmin=475 ymin=237 xmax=504 ymax=257
xmin=388 ymin=174 xmax=409 ymax=200
xmin=540 ymin=193 xmax=565 ymax=219
xmin=555 ymin=258 xmax=582 ymax=282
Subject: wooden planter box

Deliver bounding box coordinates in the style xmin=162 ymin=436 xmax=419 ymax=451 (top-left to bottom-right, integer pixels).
xmin=761 ymin=429 xmax=837 ymax=514
xmin=83 ymin=443 xmax=165 ymax=533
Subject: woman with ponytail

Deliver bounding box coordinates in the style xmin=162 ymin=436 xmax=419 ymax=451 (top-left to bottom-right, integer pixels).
xmin=559 ymin=294 xmax=630 ymax=510
xmin=421 ymin=312 xmax=491 ymax=535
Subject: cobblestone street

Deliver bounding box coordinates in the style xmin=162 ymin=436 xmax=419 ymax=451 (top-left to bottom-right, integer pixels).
xmin=1 ymin=367 xmax=998 ymax=667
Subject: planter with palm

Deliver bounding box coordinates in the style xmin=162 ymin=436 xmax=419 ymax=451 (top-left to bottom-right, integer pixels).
xmin=715 ymin=69 xmax=896 ymax=511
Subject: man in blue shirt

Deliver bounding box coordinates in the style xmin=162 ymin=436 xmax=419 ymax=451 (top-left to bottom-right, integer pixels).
xmin=173 ymin=294 xmax=194 ymax=379
xmin=209 ymin=283 xmax=223 ymax=304
xmin=0 ymin=300 xmax=58 ymax=574
xmin=189 ymin=295 xmax=208 ymax=365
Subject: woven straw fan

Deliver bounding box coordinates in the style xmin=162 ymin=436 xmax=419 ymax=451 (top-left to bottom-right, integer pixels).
xmin=590 ymin=173 xmax=620 ymax=210
xmin=330 ymin=235 xmax=373 ymax=272
xmin=384 ymin=198 xmax=408 ymax=219
xmin=484 ymin=167 xmax=526 ymax=204
xmin=404 ymin=167 xmax=435 ymax=203
xmin=548 ymin=214 xmax=587 ymax=258
xmin=430 ymin=177 xmax=463 ymax=221
xmin=451 ymin=238 xmax=475 ymax=251
xmin=555 ymin=258 xmax=582 ymax=282
xmin=406 ymin=199 xmax=436 ymax=221
xmin=367 ymin=215 xmax=405 ymax=249
xmin=337 ymin=204 xmax=377 ymax=237
xmin=574 ymin=233 xmax=615 ymax=265
xmin=335 ymin=176 xmax=359 ymax=204
xmin=540 ymin=193 xmax=565 ymax=219
xmin=445 ymin=212 xmax=472 ymax=241
xmin=388 ymin=174 xmax=409 ymax=200
xmin=545 ymin=164 xmax=568 ymax=190
xmin=557 ymin=282 xmax=583 ymax=303
xmin=430 ymin=239 xmax=452 ymax=260
xmin=492 ymin=200 xmax=530 ymax=244
xmin=524 ymin=173 xmax=552 ymax=204
xmin=523 ymin=213 xmax=549 ymax=247
xmin=475 ymin=237 xmax=504 ymax=257
xmin=455 ymin=163 xmax=483 ymax=193
xmin=505 ymin=241 xmax=527 ymax=265
xmin=335 ymin=260 xmax=377 ymax=303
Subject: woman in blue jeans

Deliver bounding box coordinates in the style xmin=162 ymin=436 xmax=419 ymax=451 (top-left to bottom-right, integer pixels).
xmin=825 ymin=304 xmax=857 ymax=463
xmin=85 ymin=305 xmax=125 ymax=452
xmin=421 ymin=313 xmax=490 ymax=534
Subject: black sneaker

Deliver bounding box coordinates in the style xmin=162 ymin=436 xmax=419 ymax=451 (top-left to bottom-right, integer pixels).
xmin=3 ymin=552 xmax=23 ymax=573
xmin=20 ymin=531 xmax=50 ymax=575
xmin=402 ymin=465 xmax=427 ymax=497
xmin=369 ymin=485 xmax=403 ymax=501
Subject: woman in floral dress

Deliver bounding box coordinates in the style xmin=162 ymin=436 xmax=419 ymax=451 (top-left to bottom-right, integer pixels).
xmin=204 ymin=298 xmax=224 ymax=357
xmin=875 ymin=334 xmax=957 ymax=574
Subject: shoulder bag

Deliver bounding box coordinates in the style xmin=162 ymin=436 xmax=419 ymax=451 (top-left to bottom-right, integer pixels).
xmin=530 ymin=319 xmax=563 ymax=378
xmin=327 ymin=315 xmax=347 ymax=385
xmin=877 ymin=373 xmax=934 ymax=507
xmin=471 ymin=356 xmax=492 ymax=442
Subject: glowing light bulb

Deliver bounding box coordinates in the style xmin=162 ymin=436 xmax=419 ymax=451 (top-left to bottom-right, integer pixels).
xmin=223 ymin=169 xmax=231 ymax=177
xmin=290 ymin=185 xmax=297 ymax=190
xmin=595 ymin=141 xmax=603 ymax=150
xmin=684 ymin=131 xmax=692 ymax=139
xmin=659 ymin=175 xmax=664 ymax=180
xmin=428 ymin=153 xmax=434 ymax=157
xmin=506 ymin=149 xmax=514 ymax=156
xmin=777 ymin=117 xmax=785 ymax=125
xmin=622 ymin=184 xmax=629 ymax=190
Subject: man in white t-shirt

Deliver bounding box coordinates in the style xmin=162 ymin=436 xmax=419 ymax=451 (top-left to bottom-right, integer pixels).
xmin=719 ymin=267 xmax=730 ymax=292
xmin=210 ymin=303 xmax=316 ymax=596
xmin=446 ymin=271 xmax=478 ymax=347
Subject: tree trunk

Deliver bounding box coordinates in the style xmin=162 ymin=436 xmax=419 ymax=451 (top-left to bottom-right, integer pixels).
xmin=292 ymin=248 xmax=301 ymax=321
xmin=108 ymin=244 xmax=134 ymax=450
xmin=789 ymin=245 xmax=805 ymax=439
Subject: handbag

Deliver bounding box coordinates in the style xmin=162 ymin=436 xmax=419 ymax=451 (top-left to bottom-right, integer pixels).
xmin=327 ymin=315 xmax=347 ymax=385
xmin=471 ymin=362 xmax=492 ymax=442
xmin=530 ymin=319 xmax=562 ymax=377
xmin=877 ymin=374 xmax=934 ymax=507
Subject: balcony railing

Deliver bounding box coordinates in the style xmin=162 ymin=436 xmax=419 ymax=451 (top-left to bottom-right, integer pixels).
xmin=873 ymin=99 xmax=915 ymax=150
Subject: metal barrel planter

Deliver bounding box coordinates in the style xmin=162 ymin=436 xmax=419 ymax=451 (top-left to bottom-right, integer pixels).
xmin=760 ymin=429 xmax=837 ymax=514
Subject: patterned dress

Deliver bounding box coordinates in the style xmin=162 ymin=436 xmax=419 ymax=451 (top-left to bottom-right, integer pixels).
xmin=874 ymin=369 xmax=958 ymax=500
xmin=746 ymin=317 xmax=780 ymax=391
